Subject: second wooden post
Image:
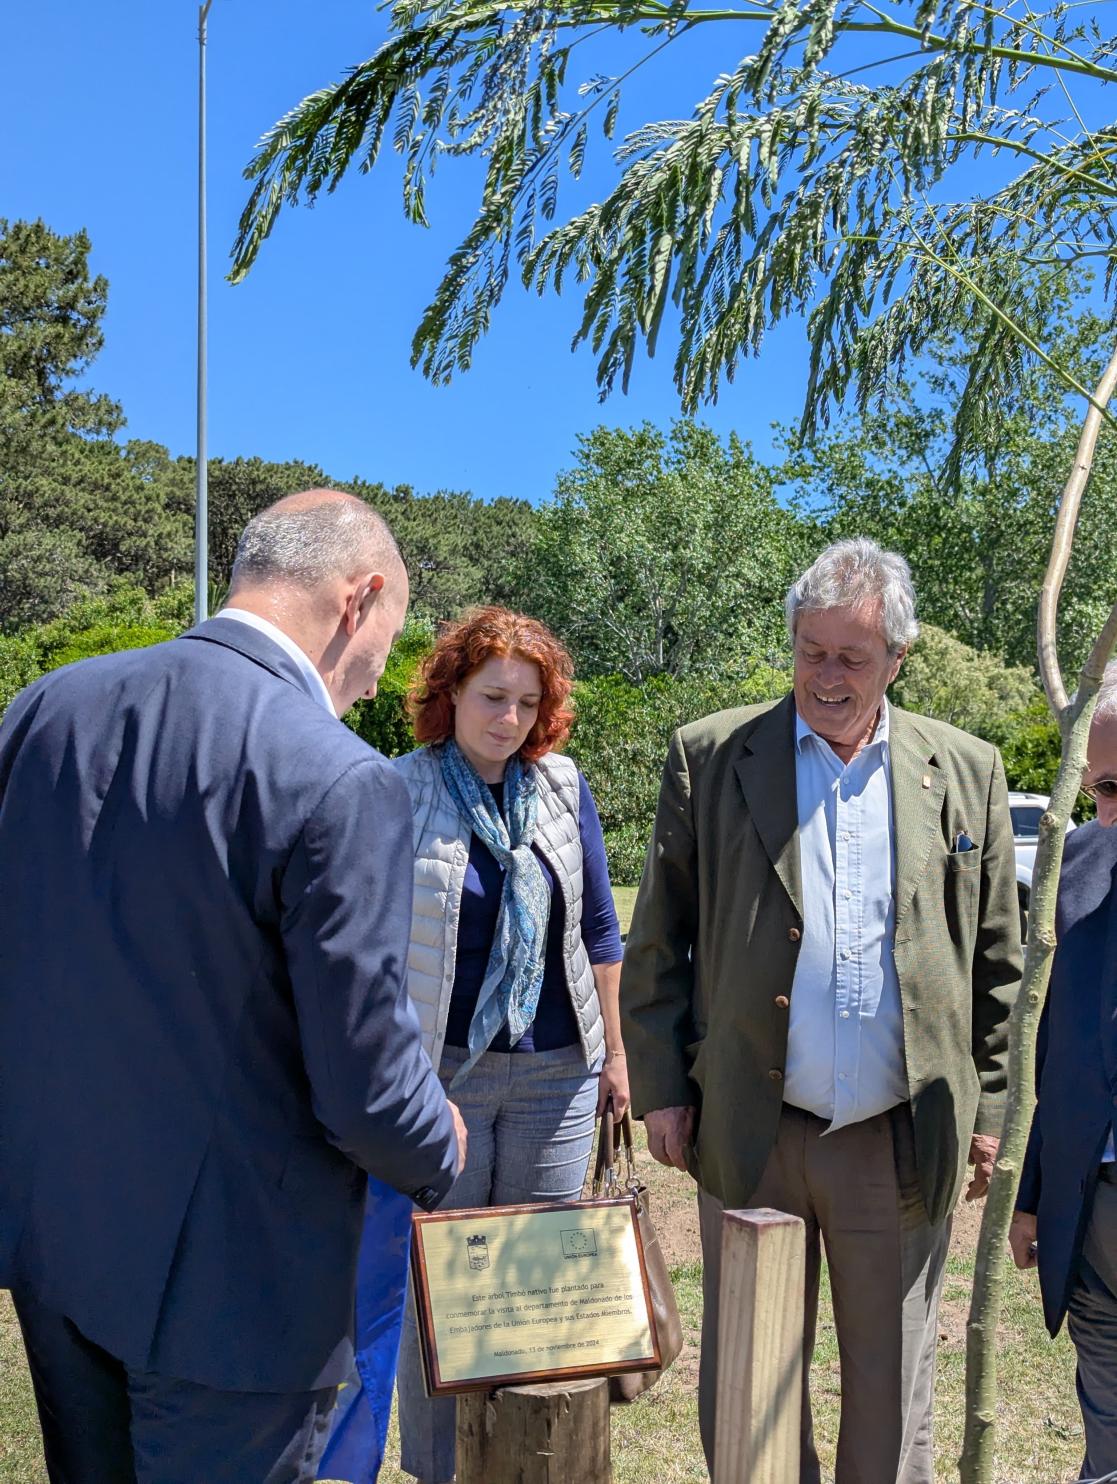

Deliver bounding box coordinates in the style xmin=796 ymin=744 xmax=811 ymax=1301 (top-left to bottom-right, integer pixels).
xmin=714 ymin=1207 xmax=806 ymax=1484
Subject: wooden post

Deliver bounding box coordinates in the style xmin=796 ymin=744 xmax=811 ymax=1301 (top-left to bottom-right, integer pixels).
xmin=456 ymin=1376 xmax=611 ymax=1483
xmin=714 ymin=1208 xmax=805 ymax=1484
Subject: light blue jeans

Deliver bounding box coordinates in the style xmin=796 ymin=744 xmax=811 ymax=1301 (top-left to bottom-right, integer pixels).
xmin=396 ymin=1042 xmax=600 ymax=1483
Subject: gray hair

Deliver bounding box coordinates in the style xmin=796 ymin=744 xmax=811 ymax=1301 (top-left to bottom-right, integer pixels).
xmin=785 ymin=537 xmax=919 ymax=655
xmin=1094 ymin=662 xmax=1117 ymax=721
xmin=230 ymin=496 xmax=401 ymax=591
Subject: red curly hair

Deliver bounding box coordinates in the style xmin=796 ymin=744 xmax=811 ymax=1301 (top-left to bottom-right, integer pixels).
xmin=409 ymin=606 xmax=575 ymax=763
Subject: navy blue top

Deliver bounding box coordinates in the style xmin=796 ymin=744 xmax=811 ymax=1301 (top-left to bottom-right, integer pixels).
xmin=443 ymin=771 xmax=623 ymax=1053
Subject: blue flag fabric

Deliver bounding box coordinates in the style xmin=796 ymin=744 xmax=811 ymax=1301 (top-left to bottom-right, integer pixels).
xmin=317 ymin=1176 xmax=413 ymax=1483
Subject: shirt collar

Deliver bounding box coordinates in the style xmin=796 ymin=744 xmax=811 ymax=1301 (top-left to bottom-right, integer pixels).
xmin=794 ymin=699 xmax=890 ymax=756
xmin=219 ymin=608 xmax=336 ymax=717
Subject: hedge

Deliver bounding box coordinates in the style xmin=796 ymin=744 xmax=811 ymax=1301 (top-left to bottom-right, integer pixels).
xmin=566 ymin=669 xmax=791 ymax=883
xmin=3 ymin=604 xmax=1088 ymax=878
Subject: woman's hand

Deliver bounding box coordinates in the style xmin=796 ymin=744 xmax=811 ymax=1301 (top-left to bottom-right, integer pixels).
xmin=597 ymin=1052 xmax=630 ymax=1117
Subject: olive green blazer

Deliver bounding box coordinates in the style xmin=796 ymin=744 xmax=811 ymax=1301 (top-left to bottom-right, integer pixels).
xmin=621 ymin=694 xmax=1022 ymax=1225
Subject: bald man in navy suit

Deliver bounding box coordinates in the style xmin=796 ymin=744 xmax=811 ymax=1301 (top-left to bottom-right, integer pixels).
xmin=1012 ymin=665 xmax=1117 ymax=1481
xmin=0 ymin=492 xmax=465 ymax=1484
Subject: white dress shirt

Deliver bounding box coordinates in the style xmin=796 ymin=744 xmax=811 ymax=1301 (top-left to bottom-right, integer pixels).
xmin=219 ymin=609 xmax=335 ymax=717
xmin=783 ymin=702 xmax=908 ymax=1131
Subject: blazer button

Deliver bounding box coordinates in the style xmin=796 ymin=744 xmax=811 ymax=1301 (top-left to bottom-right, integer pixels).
xmin=774 ymin=995 xmax=790 ymax=1009
xmin=768 ymin=1068 xmax=783 ymax=1081
xmin=787 ymin=927 xmax=801 ymax=942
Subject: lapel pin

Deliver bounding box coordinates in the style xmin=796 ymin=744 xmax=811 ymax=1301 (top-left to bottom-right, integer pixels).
xmin=922 ymin=774 xmax=931 ymax=789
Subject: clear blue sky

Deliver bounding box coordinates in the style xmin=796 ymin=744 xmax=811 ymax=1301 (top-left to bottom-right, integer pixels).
xmin=3 ymin=2 xmax=1078 ymax=504
xmin=3 ymin=1 xmax=826 ymax=503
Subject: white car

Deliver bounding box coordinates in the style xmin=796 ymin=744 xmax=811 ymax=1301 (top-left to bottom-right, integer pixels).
xmin=1009 ymin=790 xmax=1075 ymax=937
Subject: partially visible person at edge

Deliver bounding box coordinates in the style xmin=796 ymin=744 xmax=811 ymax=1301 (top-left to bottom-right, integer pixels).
xmin=621 ymin=537 xmax=1022 ymax=1484
xmin=1011 ymin=661 xmax=1117 ymax=1482
xmin=391 ymin=605 xmax=626 ymax=1484
xmin=0 ymin=491 xmax=465 ymax=1484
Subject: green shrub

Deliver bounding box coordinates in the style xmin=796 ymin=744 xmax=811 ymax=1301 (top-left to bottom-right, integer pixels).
xmin=0 ymin=591 xmax=432 ymax=760
xmin=890 ymin=623 xmax=1037 ymax=746
xmin=47 ymin=623 xmax=179 ymax=670
xmin=998 ymin=700 xmax=1061 ymax=793
xmin=568 ymin=667 xmax=791 ymax=884
xmin=997 ymin=699 xmax=1098 ymax=821
xmin=0 ymin=584 xmax=188 ymax=714
xmin=12 ymin=594 xmax=1071 ymax=875
xmin=344 ymin=618 xmax=434 ymax=757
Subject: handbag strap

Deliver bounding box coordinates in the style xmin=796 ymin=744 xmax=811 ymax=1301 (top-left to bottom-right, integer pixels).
xmin=592 ymin=1099 xmax=615 ymax=1196
xmin=618 ymin=1106 xmax=635 ymax=1170
xmin=592 ymin=1098 xmax=636 ymax=1196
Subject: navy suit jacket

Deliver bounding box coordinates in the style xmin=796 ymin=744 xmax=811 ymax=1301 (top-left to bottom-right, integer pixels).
xmin=0 ymin=617 xmax=457 ymax=1391
xmin=1017 ymin=819 xmax=1117 ymax=1335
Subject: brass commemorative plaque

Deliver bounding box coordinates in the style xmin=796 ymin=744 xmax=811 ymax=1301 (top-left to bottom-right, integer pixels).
xmin=410 ymin=1195 xmax=660 ymax=1395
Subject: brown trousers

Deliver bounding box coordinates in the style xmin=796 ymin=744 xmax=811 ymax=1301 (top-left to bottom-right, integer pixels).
xmin=697 ymin=1103 xmax=950 ymax=1484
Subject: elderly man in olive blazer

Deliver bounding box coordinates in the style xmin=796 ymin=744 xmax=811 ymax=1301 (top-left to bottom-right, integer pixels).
xmin=621 ymin=538 xmax=1021 ymax=1484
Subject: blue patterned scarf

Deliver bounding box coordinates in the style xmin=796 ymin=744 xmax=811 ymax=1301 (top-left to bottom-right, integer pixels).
xmin=439 ymin=739 xmax=551 ymax=1085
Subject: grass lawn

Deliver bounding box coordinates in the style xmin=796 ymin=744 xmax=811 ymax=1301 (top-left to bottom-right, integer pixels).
xmin=0 ymin=1127 xmax=1083 ymax=1483
xmin=0 ymin=895 xmax=1078 ymax=1483
xmin=613 ymin=885 xmax=639 ymax=937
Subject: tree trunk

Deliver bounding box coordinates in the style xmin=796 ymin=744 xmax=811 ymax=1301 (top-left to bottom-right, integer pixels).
xmin=959 ymin=690 xmax=1094 ymax=1480
xmin=960 ymin=343 xmax=1117 ymax=1482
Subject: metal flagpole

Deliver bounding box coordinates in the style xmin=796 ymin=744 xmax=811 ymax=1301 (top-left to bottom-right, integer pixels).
xmin=195 ymin=0 xmax=213 ymax=624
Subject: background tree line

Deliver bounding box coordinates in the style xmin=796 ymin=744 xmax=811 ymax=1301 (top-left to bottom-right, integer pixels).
xmin=4 ymin=216 xmax=1106 ymax=878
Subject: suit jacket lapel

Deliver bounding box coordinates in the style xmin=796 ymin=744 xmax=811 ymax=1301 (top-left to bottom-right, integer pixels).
xmin=732 ymin=694 xmax=803 ymax=919
xmin=889 ymin=707 xmax=946 ymax=927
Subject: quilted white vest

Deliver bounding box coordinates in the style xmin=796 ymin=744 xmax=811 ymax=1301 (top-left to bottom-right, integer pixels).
xmin=393 ymin=747 xmax=604 ymax=1072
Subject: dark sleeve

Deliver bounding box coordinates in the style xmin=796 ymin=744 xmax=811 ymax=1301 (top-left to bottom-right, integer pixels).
xmin=281 ymin=756 xmax=458 ymax=1210
xmin=578 ymin=772 xmax=623 ymax=964
xmin=972 ymin=748 xmax=1024 ymax=1136
xmin=0 ymin=676 xmax=49 ymax=797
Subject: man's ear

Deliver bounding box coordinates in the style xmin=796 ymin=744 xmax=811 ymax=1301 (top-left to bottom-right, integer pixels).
xmin=889 ymin=647 xmax=908 ymax=684
xmin=343 ymin=572 xmax=386 ymax=635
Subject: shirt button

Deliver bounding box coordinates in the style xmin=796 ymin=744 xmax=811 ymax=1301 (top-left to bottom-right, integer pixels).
xmin=841 ymin=830 xmax=851 ymax=841
xmin=788 ymin=927 xmax=801 ymax=942
xmin=840 ymin=949 xmax=851 ymax=961
xmin=838 ymin=1072 xmax=848 ymax=1081
xmin=768 ymin=1068 xmax=783 ymax=1081
xmin=774 ymin=995 xmax=790 ymax=1009
xmin=843 ymin=889 xmax=852 ymax=900
xmin=840 ymin=1010 xmax=850 ymax=1019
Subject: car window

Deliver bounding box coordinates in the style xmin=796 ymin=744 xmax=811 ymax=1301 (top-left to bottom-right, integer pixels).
xmin=1011 ymin=806 xmax=1044 ymax=839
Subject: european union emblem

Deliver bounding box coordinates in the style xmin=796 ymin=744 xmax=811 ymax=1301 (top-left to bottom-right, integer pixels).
xmin=317 ymin=1175 xmax=413 ymax=1483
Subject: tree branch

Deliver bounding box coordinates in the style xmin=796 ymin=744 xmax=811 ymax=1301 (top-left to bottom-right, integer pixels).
xmin=947 ymin=133 xmax=1117 ymax=198
xmin=1082 ymin=590 xmax=1117 ymax=690
xmin=1038 ymin=340 xmax=1117 ymax=713
xmin=962 ymin=347 xmax=1117 ymax=1482
xmin=582 ymin=1 xmax=1117 ymax=82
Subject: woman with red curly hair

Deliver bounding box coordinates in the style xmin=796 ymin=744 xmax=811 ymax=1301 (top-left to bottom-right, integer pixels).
xmin=392 ymin=606 xmax=627 ymax=1484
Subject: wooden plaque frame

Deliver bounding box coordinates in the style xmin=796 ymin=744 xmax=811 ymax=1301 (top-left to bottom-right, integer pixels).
xmin=409 ymin=1194 xmax=661 ymax=1395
